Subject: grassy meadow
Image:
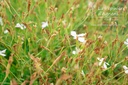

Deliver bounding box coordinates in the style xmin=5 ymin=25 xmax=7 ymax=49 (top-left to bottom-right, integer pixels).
xmin=0 ymin=0 xmax=128 ymax=85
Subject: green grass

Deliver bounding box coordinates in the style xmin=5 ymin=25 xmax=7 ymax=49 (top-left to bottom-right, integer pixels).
xmin=0 ymin=0 xmax=128 ymax=85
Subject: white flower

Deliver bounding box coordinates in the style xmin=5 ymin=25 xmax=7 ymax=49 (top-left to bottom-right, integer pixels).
xmin=70 ymin=31 xmax=86 ymax=43
xmin=97 ymin=57 xmax=109 ymax=70
xmin=72 ymin=47 xmax=81 ymax=55
xmin=123 ymin=65 xmax=128 ymax=74
xmin=77 ymin=33 xmax=86 ymax=37
xmin=78 ymin=37 xmax=86 ymax=43
xmin=42 ymin=22 xmax=48 ymax=29
xmin=124 ymin=38 xmax=128 ymax=47
xmin=15 ymin=23 xmax=26 ymax=30
xmin=4 ymin=29 xmax=9 ymax=34
xmin=0 ymin=17 xmax=3 ymax=26
xmin=71 ymin=31 xmax=77 ymax=39
xmin=0 ymin=49 xmax=6 ymax=57
xmin=77 ymin=33 xmax=86 ymax=43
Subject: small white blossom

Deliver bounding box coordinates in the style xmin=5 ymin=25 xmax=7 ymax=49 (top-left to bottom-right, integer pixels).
xmin=97 ymin=57 xmax=109 ymax=70
xmin=0 ymin=17 xmax=3 ymax=26
xmin=4 ymin=29 xmax=9 ymax=34
xmin=124 ymin=38 xmax=128 ymax=47
xmin=72 ymin=51 xmax=76 ymax=54
xmin=77 ymin=33 xmax=86 ymax=37
xmin=123 ymin=65 xmax=128 ymax=74
xmin=71 ymin=31 xmax=77 ymax=39
xmin=0 ymin=49 xmax=6 ymax=57
xmin=70 ymin=31 xmax=86 ymax=43
xmin=78 ymin=37 xmax=86 ymax=43
xmin=72 ymin=47 xmax=81 ymax=55
xmin=15 ymin=23 xmax=26 ymax=30
xmin=42 ymin=22 xmax=48 ymax=29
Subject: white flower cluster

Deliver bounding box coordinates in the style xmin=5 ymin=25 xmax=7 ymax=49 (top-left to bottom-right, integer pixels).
xmin=15 ymin=23 xmax=26 ymax=30
xmin=97 ymin=57 xmax=109 ymax=70
xmin=70 ymin=31 xmax=86 ymax=43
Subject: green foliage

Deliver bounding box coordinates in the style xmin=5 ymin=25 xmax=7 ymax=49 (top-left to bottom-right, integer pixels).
xmin=0 ymin=0 xmax=128 ymax=84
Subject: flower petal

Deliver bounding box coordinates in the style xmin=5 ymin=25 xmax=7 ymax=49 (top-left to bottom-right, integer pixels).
xmin=71 ymin=31 xmax=77 ymax=37
xmin=72 ymin=51 xmax=76 ymax=54
xmin=78 ymin=37 xmax=86 ymax=43
xmin=15 ymin=23 xmax=26 ymax=30
xmin=0 ymin=49 xmax=6 ymax=57
xmin=42 ymin=22 xmax=48 ymax=28
xmin=125 ymin=70 xmax=128 ymax=74
xmin=4 ymin=30 xmax=9 ymax=34
xmin=123 ymin=66 xmax=128 ymax=70
xmin=77 ymin=33 xmax=86 ymax=37
xmin=0 ymin=49 xmax=6 ymax=53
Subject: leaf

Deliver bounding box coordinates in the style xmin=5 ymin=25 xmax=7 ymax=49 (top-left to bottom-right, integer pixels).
xmin=22 ymin=39 xmax=29 ymax=54
xmin=2 ymin=53 xmax=14 ymax=84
